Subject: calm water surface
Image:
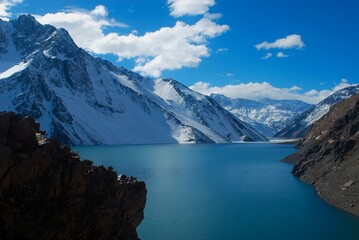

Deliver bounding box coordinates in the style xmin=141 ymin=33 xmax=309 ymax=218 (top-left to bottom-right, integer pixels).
xmin=74 ymin=143 xmax=359 ymax=240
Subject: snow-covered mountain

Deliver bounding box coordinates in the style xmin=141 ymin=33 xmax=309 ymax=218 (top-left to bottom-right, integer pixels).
xmin=0 ymin=15 xmax=266 ymax=145
xmin=211 ymin=94 xmax=313 ymax=136
xmin=275 ymin=84 xmax=359 ymax=139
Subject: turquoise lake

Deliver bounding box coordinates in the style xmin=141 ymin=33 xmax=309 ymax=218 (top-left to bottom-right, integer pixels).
xmin=74 ymin=143 xmax=359 ymax=240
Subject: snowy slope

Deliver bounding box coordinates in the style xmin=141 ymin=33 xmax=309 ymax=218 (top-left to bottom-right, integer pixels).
xmin=211 ymin=94 xmax=312 ymax=136
xmin=275 ymin=85 xmax=359 ymax=138
xmin=0 ymin=15 xmax=267 ymax=145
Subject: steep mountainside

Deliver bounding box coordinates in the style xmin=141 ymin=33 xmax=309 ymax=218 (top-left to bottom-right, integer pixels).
xmin=211 ymin=94 xmax=312 ymax=136
xmin=0 ymin=112 xmax=146 ymax=239
xmin=283 ymin=93 xmax=359 ymax=217
xmin=276 ymin=85 xmax=359 ymax=139
xmin=0 ymin=15 xmax=266 ymax=145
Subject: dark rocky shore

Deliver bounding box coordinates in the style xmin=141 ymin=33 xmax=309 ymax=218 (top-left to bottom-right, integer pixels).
xmin=283 ymin=93 xmax=359 ymax=217
xmin=0 ymin=112 xmax=146 ymax=239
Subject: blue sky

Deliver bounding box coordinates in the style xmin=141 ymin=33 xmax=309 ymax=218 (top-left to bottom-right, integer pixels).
xmin=1 ymin=0 xmax=358 ymax=103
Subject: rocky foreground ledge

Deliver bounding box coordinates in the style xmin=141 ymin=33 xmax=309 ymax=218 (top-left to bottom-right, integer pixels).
xmin=0 ymin=112 xmax=146 ymax=239
xmin=283 ymin=93 xmax=359 ymax=217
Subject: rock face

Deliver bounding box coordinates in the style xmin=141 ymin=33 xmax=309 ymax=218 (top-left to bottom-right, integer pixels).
xmin=283 ymin=93 xmax=359 ymax=217
xmin=0 ymin=112 xmax=146 ymax=239
xmin=276 ymin=84 xmax=359 ymax=139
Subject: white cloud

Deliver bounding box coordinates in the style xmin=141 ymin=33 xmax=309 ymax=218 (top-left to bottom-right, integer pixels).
xmin=276 ymin=52 xmax=289 ymax=58
xmin=204 ymin=12 xmax=222 ymax=20
xmin=168 ymin=0 xmax=216 ymax=17
xmin=131 ymin=29 xmax=138 ymax=35
xmin=36 ymin=6 xmax=229 ymax=77
xmin=261 ymin=53 xmax=272 ymax=60
xmin=226 ymin=73 xmax=234 ymax=77
xmin=190 ymin=79 xmax=357 ymax=104
xmin=0 ymin=0 xmax=22 ymax=20
xmin=216 ymin=47 xmax=228 ymax=53
xmin=255 ymin=34 xmax=305 ymax=50
xmin=333 ymin=78 xmax=350 ymax=91
xmin=290 ymin=85 xmax=302 ymax=91
xmin=90 ymin=5 xmax=108 ymax=17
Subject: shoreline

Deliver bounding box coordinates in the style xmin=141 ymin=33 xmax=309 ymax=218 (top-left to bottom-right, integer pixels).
xmin=282 ymin=143 xmax=359 ymax=218
xmin=282 ymin=150 xmax=359 ymax=219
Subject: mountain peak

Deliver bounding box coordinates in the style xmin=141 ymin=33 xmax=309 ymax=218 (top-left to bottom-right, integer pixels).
xmin=5 ymin=14 xmax=78 ymax=59
xmin=12 ymin=14 xmax=41 ymax=30
xmin=13 ymin=14 xmax=37 ymax=23
xmin=56 ymin=27 xmax=78 ymax=47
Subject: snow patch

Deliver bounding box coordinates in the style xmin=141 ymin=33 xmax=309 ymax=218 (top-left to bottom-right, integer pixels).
xmin=304 ymin=104 xmax=331 ymax=126
xmin=0 ymin=61 xmax=30 ymax=79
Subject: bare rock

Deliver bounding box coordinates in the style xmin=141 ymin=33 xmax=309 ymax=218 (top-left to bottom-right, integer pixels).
xmin=0 ymin=112 xmax=146 ymax=239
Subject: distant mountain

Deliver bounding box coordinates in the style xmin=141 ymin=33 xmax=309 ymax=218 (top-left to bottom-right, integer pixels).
xmin=283 ymin=92 xmax=359 ymax=217
xmin=211 ymin=94 xmax=312 ymax=137
xmin=0 ymin=15 xmax=266 ymax=145
xmin=275 ymin=85 xmax=359 ymax=139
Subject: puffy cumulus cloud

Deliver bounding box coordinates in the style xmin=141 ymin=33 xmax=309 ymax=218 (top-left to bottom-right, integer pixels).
xmin=168 ymin=0 xmax=216 ymax=17
xmin=190 ymin=79 xmax=357 ymax=104
xmin=90 ymin=5 xmax=108 ymax=17
xmin=37 ymin=6 xmax=229 ymax=77
xmin=276 ymin=52 xmax=289 ymax=58
xmin=255 ymin=34 xmax=305 ymax=50
xmin=0 ymin=0 xmax=22 ymax=20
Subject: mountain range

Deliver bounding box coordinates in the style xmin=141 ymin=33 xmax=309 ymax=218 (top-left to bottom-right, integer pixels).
xmin=211 ymin=94 xmax=313 ymax=137
xmin=1 ymin=15 xmax=357 ymax=144
xmin=0 ymin=15 xmax=266 ymax=145
xmin=275 ymin=85 xmax=359 ymax=138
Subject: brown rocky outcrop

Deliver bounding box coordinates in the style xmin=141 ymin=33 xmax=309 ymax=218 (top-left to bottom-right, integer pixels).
xmin=283 ymin=93 xmax=359 ymax=217
xmin=0 ymin=112 xmax=146 ymax=239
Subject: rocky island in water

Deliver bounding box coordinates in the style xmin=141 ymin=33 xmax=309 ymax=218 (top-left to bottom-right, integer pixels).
xmin=0 ymin=112 xmax=146 ymax=239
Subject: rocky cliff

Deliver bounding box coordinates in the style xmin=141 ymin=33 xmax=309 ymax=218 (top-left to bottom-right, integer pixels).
xmin=283 ymin=93 xmax=359 ymax=217
xmin=0 ymin=112 xmax=146 ymax=239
